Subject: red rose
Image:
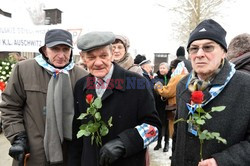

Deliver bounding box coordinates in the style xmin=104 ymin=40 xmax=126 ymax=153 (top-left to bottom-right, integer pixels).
xmin=0 ymin=81 xmax=6 ymax=91
xmin=191 ymin=91 xmax=204 ymax=104
xmin=86 ymin=94 xmax=94 ymax=104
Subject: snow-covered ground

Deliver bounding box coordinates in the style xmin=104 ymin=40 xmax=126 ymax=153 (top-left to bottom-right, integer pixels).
xmin=148 ymin=138 xmax=172 ymax=166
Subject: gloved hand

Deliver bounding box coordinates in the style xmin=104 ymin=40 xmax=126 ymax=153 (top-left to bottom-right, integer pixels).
xmin=9 ymin=131 xmax=29 ymax=163
xmin=99 ymin=138 xmax=125 ymax=166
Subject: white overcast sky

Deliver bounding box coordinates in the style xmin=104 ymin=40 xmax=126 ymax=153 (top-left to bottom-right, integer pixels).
xmin=1 ymin=0 xmax=250 ymax=61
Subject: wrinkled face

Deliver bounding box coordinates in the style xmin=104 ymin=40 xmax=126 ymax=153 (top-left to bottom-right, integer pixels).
xmin=112 ymin=41 xmax=126 ymax=61
xmin=43 ymin=44 xmax=71 ymax=67
xmin=159 ymin=64 xmax=169 ymax=75
xmin=188 ymin=39 xmax=226 ymax=80
xmin=82 ymin=45 xmax=113 ymax=78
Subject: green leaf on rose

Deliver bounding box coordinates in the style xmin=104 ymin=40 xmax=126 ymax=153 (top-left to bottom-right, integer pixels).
xmin=199 ymin=131 xmax=206 ymax=140
xmin=78 ymin=113 xmax=88 ymax=120
xmin=77 ymin=129 xmax=91 ymax=138
xmin=95 ymin=112 xmax=101 ymax=121
xmin=211 ymin=106 xmax=226 ymax=112
xmin=100 ymin=124 xmax=109 ymax=136
xmin=91 ymin=134 xmax=95 ymax=145
xmin=196 ymin=119 xmax=205 ymax=125
xmin=217 ymin=137 xmax=227 ymax=144
xmin=204 ymin=113 xmax=212 ymax=119
xmin=87 ymin=107 xmax=96 ymax=115
xmin=93 ymin=97 xmax=102 ymax=109
xmin=108 ymin=117 xmax=113 ymax=127
xmin=87 ymin=123 xmax=100 ymax=133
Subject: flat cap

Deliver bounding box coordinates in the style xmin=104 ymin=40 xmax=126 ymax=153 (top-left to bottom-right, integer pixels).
xmin=77 ymin=31 xmax=115 ymax=52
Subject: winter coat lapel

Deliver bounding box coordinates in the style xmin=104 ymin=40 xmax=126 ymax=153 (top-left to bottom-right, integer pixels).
xmin=83 ymin=75 xmax=98 ymax=99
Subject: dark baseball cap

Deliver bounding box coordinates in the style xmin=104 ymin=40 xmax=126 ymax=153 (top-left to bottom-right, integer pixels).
xmin=39 ymin=29 xmax=73 ymax=54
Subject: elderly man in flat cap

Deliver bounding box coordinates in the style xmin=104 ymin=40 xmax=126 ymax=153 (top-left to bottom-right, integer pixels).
xmin=0 ymin=29 xmax=88 ymax=166
xmin=68 ymin=31 xmax=161 ymax=166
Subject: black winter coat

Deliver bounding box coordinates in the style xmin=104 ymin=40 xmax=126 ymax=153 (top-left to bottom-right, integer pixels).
xmin=153 ymin=71 xmax=169 ymax=125
xmin=171 ymin=60 xmax=250 ymax=166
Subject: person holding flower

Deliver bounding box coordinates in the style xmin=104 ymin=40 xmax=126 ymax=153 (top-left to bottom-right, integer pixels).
xmin=0 ymin=29 xmax=88 ymax=166
xmin=171 ymin=19 xmax=250 ymax=166
xmin=68 ymin=31 xmax=161 ymax=166
xmin=154 ymin=59 xmax=189 ymax=152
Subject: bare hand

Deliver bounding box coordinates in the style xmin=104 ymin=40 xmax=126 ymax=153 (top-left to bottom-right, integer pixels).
xmin=198 ymin=158 xmax=218 ymax=166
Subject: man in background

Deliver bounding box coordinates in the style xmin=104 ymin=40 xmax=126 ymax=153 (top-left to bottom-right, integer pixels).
xmin=227 ymin=33 xmax=250 ymax=74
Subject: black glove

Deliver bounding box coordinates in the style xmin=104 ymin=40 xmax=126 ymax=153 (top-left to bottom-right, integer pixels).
xmin=99 ymin=138 xmax=125 ymax=166
xmin=9 ymin=131 xmax=29 ymax=163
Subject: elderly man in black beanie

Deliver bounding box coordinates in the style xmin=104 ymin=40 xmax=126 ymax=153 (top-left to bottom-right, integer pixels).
xmin=171 ymin=19 xmax=250 ymax=166
xmin=176 ymin=46 xmax=192 ymax=72
xmin=68 ymin=31 xmax=161 ymax=166
xmin=0 ymin=29 xmax=88 ymax=166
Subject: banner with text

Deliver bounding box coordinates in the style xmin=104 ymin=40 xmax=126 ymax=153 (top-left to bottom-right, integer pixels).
xmin=0 ymin=26 xmax=82 ymax=54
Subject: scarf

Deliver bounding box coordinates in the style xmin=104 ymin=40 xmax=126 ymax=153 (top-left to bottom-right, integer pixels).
xmin=35 ymin=55 xmax=74 ymax=164
xmin=114 ymin=53 xmax=134 ymax=70
xmin=186 ymin=59 xmax=236 ymax=108
xmin=187 ymin=59 xmax=225 ymax=92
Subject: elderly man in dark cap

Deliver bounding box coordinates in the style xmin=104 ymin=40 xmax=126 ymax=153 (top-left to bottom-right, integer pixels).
xmin=68 ymin=31 xmax=161 ymax=166
xmin=0 ymin=29 xmax=88 ymax=166
xmin=171 ymin=19 xmax=250 ymax=166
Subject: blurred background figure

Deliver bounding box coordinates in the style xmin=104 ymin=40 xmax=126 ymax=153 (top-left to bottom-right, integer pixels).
xmin=154 ymin=59 xmax=188 ymax=153
xmin=227 ymin=33 xmax=250 ymax=74
xmin=76 ymin=56 xmax=88 ymax=70
xmin=134 ymin=54 xmax=146 ymax=65
xmin=112 ymin=35 xmax=143 ymax=75
xmin=139 ymin=59 xmax=154 ymax=81
xmin=153 ymin=62 xmax=170 ymax=152
xmin=9 ymin=52 xmax=27 ymax=62
xmin=175 ymin=46 xmax=192 ymax=72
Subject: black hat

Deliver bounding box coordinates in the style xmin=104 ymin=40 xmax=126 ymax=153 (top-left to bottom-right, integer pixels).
xmin=187 ymin=19 xmax=227 ymax=52
xmin=39 ymin=29 xmax=73 ymax=54
xmin=134 ymin=54 xmax=146 ymax=64
xmin=176 ymin=46 xmax=185 ymax=57
xmin=77 ymin=31 xmax=115 ymax=52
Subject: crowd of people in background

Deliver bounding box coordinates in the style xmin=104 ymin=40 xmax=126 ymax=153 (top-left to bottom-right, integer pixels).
xmin=1 ymin=18 xmax=250 ymax=166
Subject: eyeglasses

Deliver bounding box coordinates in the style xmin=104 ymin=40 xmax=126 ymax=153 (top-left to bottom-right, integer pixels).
xmin=188 ymin=45 xmax=215 ymax=54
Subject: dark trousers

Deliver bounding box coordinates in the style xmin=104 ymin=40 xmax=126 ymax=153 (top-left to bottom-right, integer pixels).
xmin=157 ymin=111 xmax=169 ymax=144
